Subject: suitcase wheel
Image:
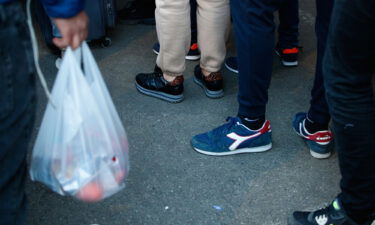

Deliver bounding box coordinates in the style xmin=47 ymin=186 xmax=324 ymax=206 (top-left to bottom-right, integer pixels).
xmin=101 ymin=37 xmax=112 ymax=48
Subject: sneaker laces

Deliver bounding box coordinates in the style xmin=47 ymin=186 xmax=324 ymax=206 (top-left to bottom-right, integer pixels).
xmin=211 ymin=117 xmax=238 ymax=136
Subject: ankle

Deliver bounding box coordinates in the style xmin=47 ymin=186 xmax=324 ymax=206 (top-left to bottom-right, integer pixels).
xmin=304 ymin=116 xmax=328 ymax=134
xmin=163 ymin=73 xmax=181 ymax=82
xmin=238 ymin=115 xmax=266 ymax=130
xmin=201 ymin=68 xmax=211 ymax=77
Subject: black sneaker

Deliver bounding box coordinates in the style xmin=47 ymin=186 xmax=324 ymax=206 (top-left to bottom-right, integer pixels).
xmin=289 ymin=199 xmax=366 ymax=225
xmin=275 ymin=46 xmax=299 ymax=67
xmin=152 ymin=42 xmax=201 ymax=61
xmin=135 ymin=66 xmax=184 ymax=103
xmin=193 ymin=65 xmax=224 ymax=98
xmin=224 ymin=57 xmax=238 ymax=74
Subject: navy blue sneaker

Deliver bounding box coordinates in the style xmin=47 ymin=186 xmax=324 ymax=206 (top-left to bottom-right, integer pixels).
xmin=293 ymin=112 xmax=333 ymax=159
xmin=153 ymin=42 xmax=200 ymax=61
xmin=191 ymin=117 xmax=272 ymax=156
xmin=224 ymin=57 xmax=238 ymax=74
xmin=288 ymin=199 xmax=366 ymax=225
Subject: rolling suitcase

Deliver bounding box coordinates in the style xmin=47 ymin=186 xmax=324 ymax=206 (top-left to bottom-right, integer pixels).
xmin=34 ymin=0 xmax=116 ymax=48
xmin=85 ymin=0 xmax=116 ymax=47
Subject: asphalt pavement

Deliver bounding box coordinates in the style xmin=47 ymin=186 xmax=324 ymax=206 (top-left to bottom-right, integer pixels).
xmin=26 ymin=1 xmax=345 ymax=225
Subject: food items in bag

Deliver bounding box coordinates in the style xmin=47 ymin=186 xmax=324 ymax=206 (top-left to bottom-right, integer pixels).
xmin=29 ymin=43 xmax=130 ymax=203
xmin=76 ymin=182 xmax=103 ymax=202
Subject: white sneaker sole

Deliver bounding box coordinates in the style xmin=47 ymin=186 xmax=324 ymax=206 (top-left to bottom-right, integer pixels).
xmin=224 ymin=62 xmax=239 ymax=74
xmin=310 ymin=150 xmax=331 ymax=159
xmin=275 ymin=50 xmax=298 ymax=67
xmin=282 ymin=60 xmax=298 ymax=67
xmin=193 ymin=143 xmax=272 ymax=156
xmin=294 ymin=130 xmax=332 ymax=159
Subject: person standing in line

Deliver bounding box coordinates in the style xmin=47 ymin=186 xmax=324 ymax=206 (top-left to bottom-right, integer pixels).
xmin=191 ymin=0 xmax=335 ymax=159
xmin=289 ymin=0 xmax=375 ymax=224
xmin=135 ymin=0 xmax=231 ymax=103
xmin=0 ymin=0 xmax=88 ymax=224
xmin=225 ymin=0 xmax=301 ymax=73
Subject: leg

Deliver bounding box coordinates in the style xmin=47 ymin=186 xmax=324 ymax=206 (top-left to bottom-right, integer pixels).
xmin=275 ymin=0 xmax=299 ymax=67
xmin=306 ymin=0 xmax=334 ymax=126
xmin=232 ymin=0 xmax=279 ymax=119
xmin=196 ymin=0 xmax=230 ymax=73
xmin=289 ymin=0 xmax=375 ymax=224
xmin=155 ymin=0 xmax=190 ymax=76
xmin=135 ymin=0 xmax=188 ymax=103
xmin=277 ymin=0 xmax=299 ymax=49
xmin=190 ymin=0 xmax=279 ymax=156
xmin=292 ymin=0 xmax=334 ymax=159
xmin=192 ymin=0 xmax=229 ymax=99
xmin=0 ymin=2 xmax=36 ymax=225
xmin=190 ymin=0 xmax=198 ymax=44
xmin=324 ymin=0 xmax=375 ymax=222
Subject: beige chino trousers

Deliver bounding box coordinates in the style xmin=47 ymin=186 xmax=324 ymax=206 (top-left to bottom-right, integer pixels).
xmin=155 ymin=0 xmax=230 ymax=77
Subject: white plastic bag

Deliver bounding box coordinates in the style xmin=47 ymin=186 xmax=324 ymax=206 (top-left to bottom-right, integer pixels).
xmin=30 ymin=42 xmax=129 ymax=202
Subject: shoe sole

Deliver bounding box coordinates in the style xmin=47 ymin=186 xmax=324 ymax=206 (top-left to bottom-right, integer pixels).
xmin=293 ymin=129 xmax=332 ymax=159
xmin=310 ymin=149 xmax=331 ymax=159
xmin=153 ymin=49 xmax=200 ymax=61
xmin=224 ymin=62 xmax=239 ymax=74
xmin=185 ymin=55 xmax=201 ymax=61
xmin=135 ymin=83 xmax=184 ymax=103
xmin=282 ymin=60 xmax=298 ymax=67
xmin=275 ymin=50 xmax=299 ymax=67
xmin=193 ymin=143 xmax=272 ymax=156
xmin=193 ymin=78 xmax=224 ymax=99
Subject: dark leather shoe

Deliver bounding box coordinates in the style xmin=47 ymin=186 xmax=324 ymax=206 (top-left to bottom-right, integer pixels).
xmin=135 ymin=66 xmax=184 ymax=103
xmin=193 ymin=65 xmax=224 ymax=98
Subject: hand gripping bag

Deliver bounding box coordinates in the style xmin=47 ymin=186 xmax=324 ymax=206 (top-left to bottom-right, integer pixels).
xmin=30 ymin=42 xmax=129 ymax=202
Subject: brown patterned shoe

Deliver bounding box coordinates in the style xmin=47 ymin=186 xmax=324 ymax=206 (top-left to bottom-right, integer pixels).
xmin=193 ymin=65 xmax=224 ymax=98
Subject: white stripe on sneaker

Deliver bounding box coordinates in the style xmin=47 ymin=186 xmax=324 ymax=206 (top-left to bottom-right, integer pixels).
xmin=227 ymin=132 xmax=262 ymax=151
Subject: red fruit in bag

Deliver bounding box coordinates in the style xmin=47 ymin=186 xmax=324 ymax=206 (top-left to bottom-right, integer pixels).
xmin=76 ymin=182 xmax=103 ymax=202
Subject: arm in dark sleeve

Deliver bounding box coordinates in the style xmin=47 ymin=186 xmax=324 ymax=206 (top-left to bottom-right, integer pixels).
xmin=39 ymin=0 xmax=85 ymax=18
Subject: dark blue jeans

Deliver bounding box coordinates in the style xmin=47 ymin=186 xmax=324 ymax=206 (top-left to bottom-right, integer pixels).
xmin=323 ymin=0 xmax=375 ymax=223
xmin=0 ymin=1 xmax=36 ymax=225
xmin=232 ymin=0 xmax=332 ymax=120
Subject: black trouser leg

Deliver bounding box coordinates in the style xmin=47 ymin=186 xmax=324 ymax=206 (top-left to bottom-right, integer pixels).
xmin=323 ymin=0 xmax=375 ymax=223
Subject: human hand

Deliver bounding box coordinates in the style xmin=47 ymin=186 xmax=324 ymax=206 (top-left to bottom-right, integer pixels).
xmin=53 ymin=11 xmax=89 ymax=49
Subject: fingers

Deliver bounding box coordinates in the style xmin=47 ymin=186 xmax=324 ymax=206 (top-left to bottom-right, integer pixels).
xmin=53 ymin=11 xmax=89 ymax=50
xmin=71 ymin=34 xmax=81 ymax=50
xmin=52 ymin=30 xmax=86 ymax=50
xmin=53 ymin=37 xmax=69 ymax=49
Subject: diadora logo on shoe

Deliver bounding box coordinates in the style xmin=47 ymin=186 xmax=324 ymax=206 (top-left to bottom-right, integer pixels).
xmin=315 ymin=215 xmax=328 ymax=225
xmin=226 ymin=121 xmax=270 ymax=151
xmin=308 ymin=131 xmax=333 ymax=144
